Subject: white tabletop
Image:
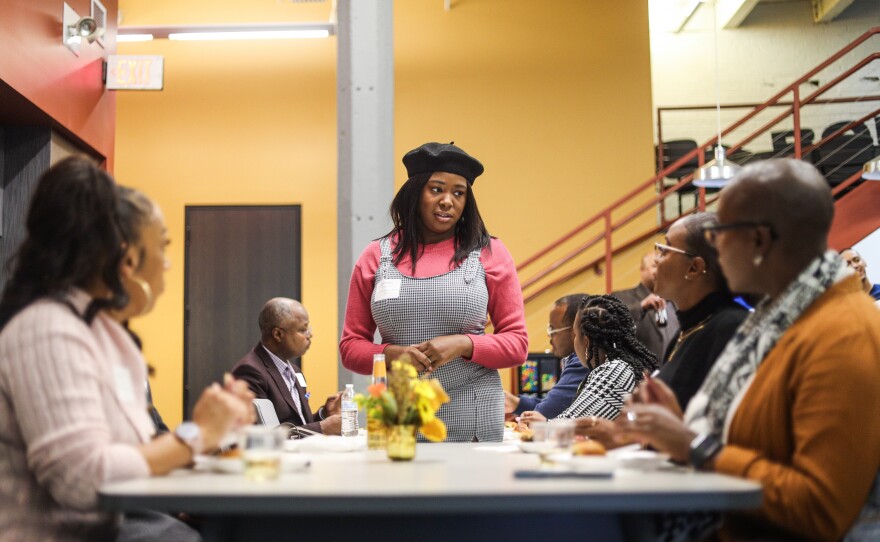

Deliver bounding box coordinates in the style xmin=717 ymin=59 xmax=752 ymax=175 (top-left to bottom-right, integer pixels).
xmin=99 ymin=443 xmax=761 ymax=515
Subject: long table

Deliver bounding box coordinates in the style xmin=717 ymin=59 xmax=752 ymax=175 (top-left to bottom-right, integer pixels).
xmin=99 ymin=443 xmax=761 ymax=541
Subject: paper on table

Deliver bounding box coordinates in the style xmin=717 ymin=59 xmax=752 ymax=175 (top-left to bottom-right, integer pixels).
xmin=284 ymin=434 xmax=366 ymax=453
xmin=194 ymin=454 xmax=310 ymax=474
xmin=474 ymin=445 xmax=520 ymax=453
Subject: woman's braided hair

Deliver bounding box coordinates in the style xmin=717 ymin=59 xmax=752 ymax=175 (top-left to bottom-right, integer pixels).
xmin=578 ymin=294 xmax=658 ymax=381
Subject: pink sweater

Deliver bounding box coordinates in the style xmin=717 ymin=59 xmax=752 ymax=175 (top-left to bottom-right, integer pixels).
xmin=0 ymin=290 xmax=153 ymax=540
xmin=340 ymin=236 xmax=529 ymax=375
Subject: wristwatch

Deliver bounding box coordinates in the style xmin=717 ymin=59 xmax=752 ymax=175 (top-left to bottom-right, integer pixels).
xmin=689 ymin=432 xmax=722 ymax=470
xmin=174 ymin=422 xmax=204 ymax=456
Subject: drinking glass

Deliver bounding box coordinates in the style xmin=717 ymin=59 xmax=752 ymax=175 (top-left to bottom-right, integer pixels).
xmin=240 ymin=425 xmax=285 ymax=481
xmin=548 ymin=420 xmax=575 ymax=462
xmin=531 ymin=420 xmax=575 ymax=466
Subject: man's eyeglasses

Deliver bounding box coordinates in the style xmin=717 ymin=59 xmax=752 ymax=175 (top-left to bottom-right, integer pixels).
xmin=546 ymin=324 xmax=572 ymax=337
xmin=701 ymin=221 xmax=778 ymax=245
xmin=654 ymin=242 xmax=696 ymax=259
xmin=277 ymin=326 xmax=312 ymax=337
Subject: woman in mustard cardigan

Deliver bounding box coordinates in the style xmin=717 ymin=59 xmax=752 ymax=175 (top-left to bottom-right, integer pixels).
xmin=619 ymin=159 xmax=880 ymax=541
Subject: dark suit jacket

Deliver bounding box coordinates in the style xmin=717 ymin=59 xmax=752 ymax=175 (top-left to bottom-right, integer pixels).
xmin=231 ymin=343 xmax=323 ymax=434
xmin=612 ymin=283 xmax=680 ymax=362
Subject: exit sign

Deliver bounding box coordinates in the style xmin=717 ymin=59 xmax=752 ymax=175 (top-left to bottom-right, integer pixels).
xmin=105 ymin=55 xmax=164 ymax=90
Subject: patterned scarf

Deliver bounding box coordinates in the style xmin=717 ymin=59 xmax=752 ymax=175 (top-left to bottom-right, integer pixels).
xmin=684 ymin=250 xmax=847 ymax=440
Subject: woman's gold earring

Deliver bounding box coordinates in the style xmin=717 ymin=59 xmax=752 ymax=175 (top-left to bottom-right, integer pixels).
xmin=753 ymin=254 xmax=763 ymax=267
xmin=131 ymin=277 xmax=154 ymax=316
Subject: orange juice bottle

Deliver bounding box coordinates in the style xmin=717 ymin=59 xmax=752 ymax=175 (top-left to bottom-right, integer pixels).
xmin=372 ymin=353 xmax=387 ymax=385
xmin=368 ymin=354 xmax=387 ymax=450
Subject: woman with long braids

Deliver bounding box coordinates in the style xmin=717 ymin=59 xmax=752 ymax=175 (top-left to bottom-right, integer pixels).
xmin=339 ymin=142 xmax=528 ymax=442
xmin=520 ymin=295 xmax=657 ymax=424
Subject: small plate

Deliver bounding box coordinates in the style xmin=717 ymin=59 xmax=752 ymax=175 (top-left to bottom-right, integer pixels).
xmin=284 ymin=434 xmax=366 ymax=453
xmin=516 ymin=441 xmax=553 ymax=454
xmin=502 ymin=428 xmax=520 ymax=443
xmin=615 ymin=450 xmax=670 ymax=470
xmin=565 ymin=455 xmax=617 ymax=475
xmin=195 ymin=455 xmax=243 ymax=474
xmin=280 ymin=455 xmax=311 ymax=472
xmin=194 ymin=454 xmax=311 ymax=474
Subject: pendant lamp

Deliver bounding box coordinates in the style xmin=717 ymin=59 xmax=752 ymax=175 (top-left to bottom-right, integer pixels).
xmin=693 ymin=1 xmax=742 ymax=188
xmin=863 ymin=155 xmax=880 ymax=180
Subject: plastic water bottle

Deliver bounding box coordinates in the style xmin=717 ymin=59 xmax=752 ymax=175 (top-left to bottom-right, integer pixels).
xmin=341 ymin=384 xmax=358 ymax=437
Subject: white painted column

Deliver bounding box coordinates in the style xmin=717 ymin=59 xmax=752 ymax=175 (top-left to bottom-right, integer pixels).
xmin=336 ymin=0 xmax=394 ymax=394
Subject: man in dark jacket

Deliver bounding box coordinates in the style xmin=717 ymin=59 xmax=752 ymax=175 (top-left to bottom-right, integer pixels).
xmin=505 ymin=294 xmax=590 ymax=419
xmin=613 ymin=252 xmax=679 ymax=360
xmin=232 ymin=298 xmax=341 ymax=435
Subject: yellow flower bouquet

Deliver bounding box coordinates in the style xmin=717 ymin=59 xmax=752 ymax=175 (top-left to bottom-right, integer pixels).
xmin=356 ymin=361 xmax=450 ymax=458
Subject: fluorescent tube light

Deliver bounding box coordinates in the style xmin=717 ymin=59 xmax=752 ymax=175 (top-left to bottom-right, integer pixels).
xmin=117 ymin=34 xmax=154 ymax=42
xmin=118 ymin=23 xmax=335 ymax=41
xmin=168 ymin=29 xmax=329 ymax=41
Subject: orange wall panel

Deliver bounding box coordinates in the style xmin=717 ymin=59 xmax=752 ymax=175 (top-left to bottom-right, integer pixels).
xmin=829 ymin=182 xmax=880 ymax=251
xmin=116 ymin=0 xmax=655 ymax=425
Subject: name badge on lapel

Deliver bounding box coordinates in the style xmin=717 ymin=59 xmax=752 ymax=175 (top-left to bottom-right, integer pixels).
xmin=113 ymin=365 xmax=136 ymax=404
xmin=374 ymin=279 xmax=401 ymax=301
xmin=295 ymin=372 xmax=308 ymax=388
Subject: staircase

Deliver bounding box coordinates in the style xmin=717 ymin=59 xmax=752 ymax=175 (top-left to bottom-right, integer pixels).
xmin=517 ymin=27 xmax=880 ymax=308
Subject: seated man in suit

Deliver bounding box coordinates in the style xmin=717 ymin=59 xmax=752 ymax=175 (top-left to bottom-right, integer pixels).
xmin=232 ymin=297 xmax=341 ymax=435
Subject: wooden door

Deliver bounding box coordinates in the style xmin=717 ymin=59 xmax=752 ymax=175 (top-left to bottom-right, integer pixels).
xmin=184 ymin=205 xmax=301 ymax=417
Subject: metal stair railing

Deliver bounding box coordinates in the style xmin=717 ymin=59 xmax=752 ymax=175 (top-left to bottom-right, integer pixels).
xmin=517 ymin=27 xmax=880 ymax=305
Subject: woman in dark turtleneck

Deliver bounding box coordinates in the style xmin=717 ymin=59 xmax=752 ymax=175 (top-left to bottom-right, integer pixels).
xmin=651 ymin=212 xmax=748 ymax=409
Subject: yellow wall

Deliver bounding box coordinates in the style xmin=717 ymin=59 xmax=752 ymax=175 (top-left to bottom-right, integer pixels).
xmin=116 ymin=0 xmax=655 ymax=425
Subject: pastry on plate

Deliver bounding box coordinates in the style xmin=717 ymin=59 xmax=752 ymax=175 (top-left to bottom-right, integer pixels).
xmin=572 ymin=440 xmax=606 ymax=456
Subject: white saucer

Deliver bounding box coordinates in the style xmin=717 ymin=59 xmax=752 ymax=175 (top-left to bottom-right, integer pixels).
xmin=615 ymin=450 xmax=671 ymax=470
xmin=194 ymin=454 xmax=311 ymax=474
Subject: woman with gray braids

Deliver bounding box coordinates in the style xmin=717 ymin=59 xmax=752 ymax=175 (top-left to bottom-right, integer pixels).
xmin=520 ymin=295 xmax=658 ymax=424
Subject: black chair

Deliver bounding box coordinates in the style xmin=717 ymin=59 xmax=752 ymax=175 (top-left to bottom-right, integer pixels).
xmin=739 ymin=150 xmax=775 ymax=165
xmin=816 ymin=121 xmax=877 ymax=187
xmin=769 ymin=128 xmax=819 ymax=163
xmin=726 ymin=147 xmax=754 ymax=165
xmin=656 ymin=139 xmax=700 ymax=179
xmin=656 ymin=140 xmax=701 ymax=214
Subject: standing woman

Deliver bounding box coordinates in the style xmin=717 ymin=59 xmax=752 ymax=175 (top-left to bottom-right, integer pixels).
xmin=340 ymin=142 xmax=528 ymax=442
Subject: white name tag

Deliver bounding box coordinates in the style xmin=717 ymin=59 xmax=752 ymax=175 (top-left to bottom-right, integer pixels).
xmin=113 ymin=365 xmax=136 ymax=404
xmin=295 ymin=372 xmax=308 ymax=388
xmin=374 ymin=279 xmax=401 ymax=301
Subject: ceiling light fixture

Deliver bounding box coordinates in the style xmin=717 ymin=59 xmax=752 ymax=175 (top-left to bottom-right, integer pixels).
xmin=118 ymin=22 xmax=335 ymax=42
xmin=693 ymin=0 xmax=742 ymax=188
xmin=63 ymin=2 xmax=105 ymax=55
xmin=863 ymin=155 xmax=880 ymax=180
xmin=117 ymin=34 xmax=154 ymax=43
xmin=168 ymin=28 xmax=330 ymax=41
xmin=118 ymin=0 xmax=336 ymax=42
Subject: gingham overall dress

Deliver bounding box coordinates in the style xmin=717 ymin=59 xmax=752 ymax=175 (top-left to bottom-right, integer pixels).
xmin=371 ymin=237 xmax=504 ymax=442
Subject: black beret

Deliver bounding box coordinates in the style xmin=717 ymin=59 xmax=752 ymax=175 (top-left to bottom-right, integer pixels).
xmin=402 ymin=142 xmax=484 ymax=185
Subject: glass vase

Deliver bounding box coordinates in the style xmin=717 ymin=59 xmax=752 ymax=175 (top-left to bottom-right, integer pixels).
xmin=386 ymin=424 xmax=417 ymax=461
xmin=367 ymin=417 xmax=387 ymax=450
